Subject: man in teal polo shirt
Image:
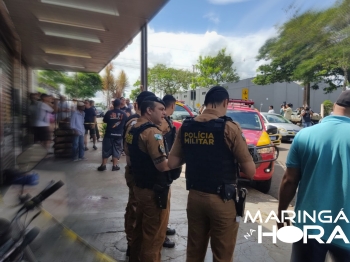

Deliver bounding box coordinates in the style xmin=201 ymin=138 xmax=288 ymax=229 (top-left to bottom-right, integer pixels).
xmin=278 ymin=90 xmax=350 ymax=261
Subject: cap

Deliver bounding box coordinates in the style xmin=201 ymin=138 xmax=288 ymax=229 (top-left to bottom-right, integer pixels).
xmin=136 ymin=91 xmax=155 ymax=104
xmin=77 ymin=102 xmax=85 ymax=106
xmin=204 ymin=86 xmax=229 ymax=105
xmin=336 ymin=90 xmax=350 ymax=107
xmin=143 ymin=96 xmax=166 ymax=107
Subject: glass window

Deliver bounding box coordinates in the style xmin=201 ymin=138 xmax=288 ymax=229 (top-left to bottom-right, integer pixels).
xmin=262 ymin=114 xmax=291 ymax=124
xmin=175 ymin=105 xmax=187 ymax=111
xmin=226 ymin=111 xmax=262 ymax=130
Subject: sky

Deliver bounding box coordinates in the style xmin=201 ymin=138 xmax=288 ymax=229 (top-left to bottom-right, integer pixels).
xmin=95 ymin=0 xmax=337 ymax=102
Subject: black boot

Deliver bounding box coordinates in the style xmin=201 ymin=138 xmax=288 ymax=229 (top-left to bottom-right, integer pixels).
xmin=163 ymin=237 xmax=175 ymax=248
xmin=166 ymin=227 xmax=176 ymax=236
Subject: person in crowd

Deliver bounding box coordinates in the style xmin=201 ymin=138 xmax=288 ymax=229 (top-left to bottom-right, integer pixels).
xmin=125 ymin=108 xmax=132 ymax=118
xmin=70 ymin=102 xmax=86 ymax=161
xmin=278 ymin=90 xmax=350 ymax=261
xmin=57 ymin=95 xmax=70 ymax=122
xmin=280 ymin=104 xmax=285 ymax=115
xmin=126 ymin=98 xmax=134 ymax=112
xmin=301 ymin=106 xmax=313 ymax=128
xmin=29 ymin=93 xmax=39 ymax=137
xmin=97 ymin=99 xmax=127 ymax=171
xmin=120 ymin=97 xmax=127 ymax=112
xmin=84 ymin=100 xmax=97 ymax=151
xmin=34 ymin=94 xmax=55 ymax=151
xmin=90 ymin=100 xmax=101 ymax=142
xmin=125 ymin=96 xmax=174 ymax=262
xmin=268 ymin=105 xmax=275 ymax=113
xmin=168 ymin=86 xmax=256 ymax=261
xmin=283 ymin=103 xmax=293 ymax=120
xmin=123 ymin=91 xmax=156 ymax=259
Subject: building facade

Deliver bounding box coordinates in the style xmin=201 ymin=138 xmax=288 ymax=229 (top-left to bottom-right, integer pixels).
xmin=174 ymin=77 xmax=344 ymax=113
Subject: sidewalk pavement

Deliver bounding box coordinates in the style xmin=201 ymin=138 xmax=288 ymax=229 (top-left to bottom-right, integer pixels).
xmin=0 ymin=141 xmax=294 ymax=262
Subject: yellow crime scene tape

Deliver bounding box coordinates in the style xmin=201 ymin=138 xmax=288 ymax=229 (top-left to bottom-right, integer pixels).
xmin=0 ymin=190 xmax=118 ymax=262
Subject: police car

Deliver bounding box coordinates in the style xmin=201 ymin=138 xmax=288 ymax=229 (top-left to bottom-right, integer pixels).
xmin=226 ymin=99 xmax=278 ymax=193
xmin=172 ymin=101 xmax=194 ymax=130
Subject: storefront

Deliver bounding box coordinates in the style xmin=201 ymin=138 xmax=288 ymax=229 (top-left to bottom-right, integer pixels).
xmin=0 ymin=0 xmax=168 ymax=184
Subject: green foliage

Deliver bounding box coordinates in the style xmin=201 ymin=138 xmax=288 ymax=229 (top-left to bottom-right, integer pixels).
xmin=133 ymin=64 xmax=195 ymax=95
xmin=323 ymin=100 xmax=334 ymax=116
xmin=37 ymin=70 xmax=68 ymax=90
xmin=254 ymin=0 xmax=350 ymax=99
xmin=37 ymin=70 xmax=103 ymax=99
xmin=193 ymin=48 xmax=239 ymax=88
xmin=130 ymin=88 xmax=141 ymax=102
xmin=65 ymin=73 xmax=103 ymax=99
xmin=99 ymin=123 xmax=107 ymax=138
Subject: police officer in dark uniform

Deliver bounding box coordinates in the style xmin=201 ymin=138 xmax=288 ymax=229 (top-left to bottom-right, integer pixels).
xmin=168 ymin=86 xmax=256 ymax=262
xmin=159 ymin=95 xmax=182 ymax=248
xmin=125 ymin=96 xmax=173 ymax=262
xmin=123 ymin=91 xmax=155 ymax=257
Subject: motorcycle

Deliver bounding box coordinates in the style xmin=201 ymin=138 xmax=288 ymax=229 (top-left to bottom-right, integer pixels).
xmin=0 ymin=180 xmax=64 ymax=262
xmin=0 ymin=144 xmax=64 ymax=262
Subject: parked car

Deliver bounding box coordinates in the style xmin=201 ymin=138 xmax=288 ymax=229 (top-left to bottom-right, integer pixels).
xmin=171 ymin=101 xmax=195 ymax=130
xmin=95 ymin=107 xmax=105 ymax=117
xmin=185 ymin=105 xmax=198 ymax=116
xmin=226 ymin=100 xmax=278 ymax=193
xmin=260 ymin=113 xmax=302 ymax=142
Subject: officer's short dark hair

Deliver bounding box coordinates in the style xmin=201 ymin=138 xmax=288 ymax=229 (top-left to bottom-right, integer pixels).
xmin=113 ymin=99 xmax=121 ymax=108
xmin=204 ymin=86 xmax=229 ymax=106
xmin=140 ymin=101 xmax=156 ymax=115
xmin=270 ymin=105 xmax=273 ymax=109
xmin=163 ymin=95 xmax=176 ymax=108
xmin=140 ymin=96 xmax=165 ymax=115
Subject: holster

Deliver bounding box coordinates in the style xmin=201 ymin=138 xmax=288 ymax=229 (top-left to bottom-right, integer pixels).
xmin=153 ymin=184 xmax=170 ymax=209
xmin=169 ymin=167 xmax=182 ymax=180
xmin=235 ymin=187 xmax=248 ymax=217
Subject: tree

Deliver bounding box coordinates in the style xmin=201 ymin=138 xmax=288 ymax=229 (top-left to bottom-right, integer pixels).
xmin=193 ymin=48 xmax=239 ymax=88
xmin=114 ymin=70 xmax=129 ymax=98
xmin=253 ymin=0 xmax=350 ymax=106
xmin=65 ymin=73 xmax=103 ymax=99
xmin=133 ymin=64 xmax=195 ymax=95
xmin=129 ymin=88 xmax=141 ymax=102
xmin=102 ymin=63 xmax=116 ymax=108
xmin=37 ymin=70 xmax=68 ymax=90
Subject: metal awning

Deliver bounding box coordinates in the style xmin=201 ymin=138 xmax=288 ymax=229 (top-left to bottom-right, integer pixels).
xmin=2 ymin=0 xmax=168 ymax=72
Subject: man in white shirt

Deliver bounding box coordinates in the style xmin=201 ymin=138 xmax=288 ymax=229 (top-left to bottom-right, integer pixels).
xmin=268 ymin=105 xmax=275 ymax=113
xmin=34 ymin=94 xmax=55 ymax=150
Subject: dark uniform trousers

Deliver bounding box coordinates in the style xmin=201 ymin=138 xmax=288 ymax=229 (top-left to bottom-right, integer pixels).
xmin=130 ymin=186 xmax=170 ymax=262
xmin=124 ymin=165 xmax=137 ymax=245
xmin=186 ymin=190 xmax=239 ymax=262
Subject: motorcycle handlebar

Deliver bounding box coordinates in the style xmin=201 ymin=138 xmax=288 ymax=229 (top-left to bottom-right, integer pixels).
xmin=24 ymin=180 xmax=64 ymax=210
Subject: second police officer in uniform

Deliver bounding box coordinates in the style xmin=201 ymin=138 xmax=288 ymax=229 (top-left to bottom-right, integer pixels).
xmin=125 ymin=96 xmax=175 ymax=262
xmin=123 ymin=91 xmax=155 ymax=257
xmin=168 ymin=86 xmax=256 ymax=262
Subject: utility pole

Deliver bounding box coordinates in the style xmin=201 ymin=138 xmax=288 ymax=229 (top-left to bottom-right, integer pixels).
xmin=192 ymin=65 xmax=196 ymax=109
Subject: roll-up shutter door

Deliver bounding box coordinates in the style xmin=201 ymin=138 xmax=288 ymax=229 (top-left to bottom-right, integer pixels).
xmin=0 ymin=38 xmax=14 ymax=185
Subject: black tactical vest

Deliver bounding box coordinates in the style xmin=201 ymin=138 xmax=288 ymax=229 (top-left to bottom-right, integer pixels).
xmin=163 ymin=116 xmax=182 ymax=180
xmin=181 ymin=116 xmax=237 ymax=194
xmin=127 ymin=122 xmax=171 ymax=189
xmin=163 ymin=116 xmax=176 ymax=150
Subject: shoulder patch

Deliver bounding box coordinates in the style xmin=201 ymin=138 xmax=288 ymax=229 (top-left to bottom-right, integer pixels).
xmin=154 ymin=134 xmax=163 ymax=140
xmin=130 ymin=120 xmax=137 ymax=127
